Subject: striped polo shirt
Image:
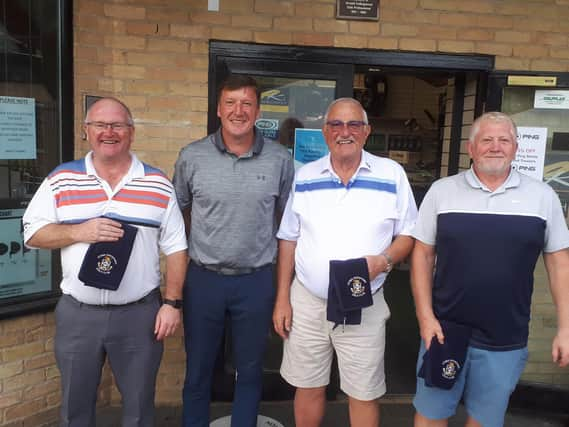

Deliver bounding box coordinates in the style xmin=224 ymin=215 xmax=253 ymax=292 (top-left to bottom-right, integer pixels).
xmin=277 ymin=150 xmax=418 ymax=299
xmin=413 ymin=168 xmax=569 ymax=350
xmin=23 ymin=152 xmax=187 ymax=305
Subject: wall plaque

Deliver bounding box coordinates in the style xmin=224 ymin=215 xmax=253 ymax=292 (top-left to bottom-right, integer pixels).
xmin=337 ymin=0 xmax=379 ymax=21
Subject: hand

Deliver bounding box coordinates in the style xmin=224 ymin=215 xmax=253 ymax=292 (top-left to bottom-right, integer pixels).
xmin=72 ymin=218 xmax=124 ymax=243
xmin=154 ymin=304 xmax=181 ymax=341
xmin=418 ymin=315 xmax=444 ymax=350
xmin=365 ymin=254 xmax=387 ymax=281
xmin=273 ymin=297 xmax=292 ymax=340
xmin=552 ymin=328 xmax=569 ymax=367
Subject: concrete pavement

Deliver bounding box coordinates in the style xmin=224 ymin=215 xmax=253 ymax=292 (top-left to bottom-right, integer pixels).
xmin=95 ymin=398 xmax=569 ymax=426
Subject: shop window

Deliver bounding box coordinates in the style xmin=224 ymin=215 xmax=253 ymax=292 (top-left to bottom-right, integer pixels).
xmin=0 ymin=0 xmax=73 ymax=318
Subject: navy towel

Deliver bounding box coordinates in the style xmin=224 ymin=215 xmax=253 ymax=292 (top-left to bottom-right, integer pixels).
xmin=327 ymin=258 xmax=373 ymax=328
xmin=418 ymin=320 xmax=471 ymax=389
xmin=78 ymin=222 xmax=138 ymax=291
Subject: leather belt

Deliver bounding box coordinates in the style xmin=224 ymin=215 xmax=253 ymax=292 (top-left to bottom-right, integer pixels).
xmin=191 ymin=260 xmax=271 ymax=276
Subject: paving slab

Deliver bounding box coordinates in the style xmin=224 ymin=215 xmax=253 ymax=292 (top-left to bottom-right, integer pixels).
xmin=94 ymin=399 xmax=569 ymax=426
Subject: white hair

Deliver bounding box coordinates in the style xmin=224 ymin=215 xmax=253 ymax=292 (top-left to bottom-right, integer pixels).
xmin=324 ymin=98 xmax=369 ymax=124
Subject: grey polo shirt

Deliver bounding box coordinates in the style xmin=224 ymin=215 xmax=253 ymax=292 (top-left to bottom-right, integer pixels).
xmin=173 ymin=129 xmax=294 ymax=269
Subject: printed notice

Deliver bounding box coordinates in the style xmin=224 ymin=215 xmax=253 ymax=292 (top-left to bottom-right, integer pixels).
xmin=513 ymin=127 xmax=547 ymax=180
xmin=0 ymin=96 xmax=37 ymax=159
xmin=294 ymin=129 xmax=329 ymax=166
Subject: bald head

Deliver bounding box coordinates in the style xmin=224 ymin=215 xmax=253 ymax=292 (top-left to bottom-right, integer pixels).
xmin=85 ymin=97 xmax=134 ymax=126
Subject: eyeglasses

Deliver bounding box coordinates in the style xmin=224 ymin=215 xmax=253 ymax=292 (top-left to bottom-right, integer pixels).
xmin=85 ymin=121 xmax=133 ymax=131
xmin=325 ymin=120 xmax=367 ymax=133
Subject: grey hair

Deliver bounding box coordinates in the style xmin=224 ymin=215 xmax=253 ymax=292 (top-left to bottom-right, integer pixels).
xmin=324 ymin=97 xmax=369 ymax=124
xmin=84 ymin=97 xmax=134 ymax=126
xmin=469 ymin=112 xmax=517 ymax=142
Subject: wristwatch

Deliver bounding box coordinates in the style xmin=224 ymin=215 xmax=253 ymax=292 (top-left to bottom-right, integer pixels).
xmin=380 ymin=252 xmax=393 ymax=273
xmin=163 ymin=298 xmax=183 ymax=309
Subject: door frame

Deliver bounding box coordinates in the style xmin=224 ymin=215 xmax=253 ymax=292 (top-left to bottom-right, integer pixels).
xmin=207 ymin=41 xmax=495 ymax=400
xmin=209 ymin=41 xmax=494 ymax=176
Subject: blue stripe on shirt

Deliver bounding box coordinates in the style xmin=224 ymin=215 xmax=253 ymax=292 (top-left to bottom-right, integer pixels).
xmin=295 ymin=177 xmax=396 ymax=193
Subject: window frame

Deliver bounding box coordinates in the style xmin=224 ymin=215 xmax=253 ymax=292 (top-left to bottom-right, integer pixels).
xmin=0 ymin=0 xmax=74 ymax=319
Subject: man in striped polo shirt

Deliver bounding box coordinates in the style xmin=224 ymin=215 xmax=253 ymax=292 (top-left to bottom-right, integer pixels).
xmin=22 ymin=97 xmax=188 ymax=426
xmin=411 ymin=112 xmax=569 ymax=427
xmin=274 ymin=98 xmax=417 ymax=427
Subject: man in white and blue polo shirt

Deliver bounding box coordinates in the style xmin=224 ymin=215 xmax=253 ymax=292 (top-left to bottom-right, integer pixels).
xmin=411 ymin=112 xmax=569 ymax=427
xmin=274 ymin=98 xmax=417 ymax=426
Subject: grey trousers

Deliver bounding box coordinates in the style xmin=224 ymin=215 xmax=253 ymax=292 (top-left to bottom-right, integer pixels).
xmin=55 ymin=291 xmax=163 ymax=427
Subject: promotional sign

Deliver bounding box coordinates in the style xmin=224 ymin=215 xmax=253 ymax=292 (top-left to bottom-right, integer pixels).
xmin=0 ymin=209 xmax=51 ymax=299
xmin=260 ymin=89 xmax=289 ymax=113
xmin=534 ymin=90 xmax=569 ymax=110
xmin=513 ymin=127 xmax=547 ymax=180
xmin=0 ymin=96 xmax=37 ymax=159
xmin=294 ymin=128 xmax=329 ymax=166
xmin=255 ymin=118 xmax=279 ymax=140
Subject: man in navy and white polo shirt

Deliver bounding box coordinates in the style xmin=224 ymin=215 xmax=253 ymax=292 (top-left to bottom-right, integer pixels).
xmin=23 ymin=97 xmax=188 ymax=426
xmin=411 ymin=112 xmax=569 ymax=427
xmin=274 ymin=98 xmax=417 ymax=426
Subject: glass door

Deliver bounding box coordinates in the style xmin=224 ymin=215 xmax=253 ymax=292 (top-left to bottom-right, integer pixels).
xmin=487 ymin=72 xmax=569 ymax=217
xmin=209 ymin=42 xmax=353 ymax=401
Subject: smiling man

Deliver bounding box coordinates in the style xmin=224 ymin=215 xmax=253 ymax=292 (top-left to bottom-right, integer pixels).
xmin=173 ymin=75 xmax=294 ymax=427
xmin=273 ymin=98 xmax=417 ymax=427
xmin=22 ymin=97 xmax=188 ymax=426
xmin=411 ymin=112 xmax=569 ymax=427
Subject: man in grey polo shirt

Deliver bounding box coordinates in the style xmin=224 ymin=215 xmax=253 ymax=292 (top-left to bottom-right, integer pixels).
xmin=411 ymin=112 xmax=569 ymax=427
xmin=173 ymin=75 xmax=294 ymax=427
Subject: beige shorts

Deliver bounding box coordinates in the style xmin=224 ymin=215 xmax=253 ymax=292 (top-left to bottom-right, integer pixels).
xmin=280 ymin=276 xmax=391 ymax=401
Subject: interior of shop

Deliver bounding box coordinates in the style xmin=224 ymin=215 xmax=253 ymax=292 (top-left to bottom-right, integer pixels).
xmin=355 ymin=66 xmax=448 ymax=395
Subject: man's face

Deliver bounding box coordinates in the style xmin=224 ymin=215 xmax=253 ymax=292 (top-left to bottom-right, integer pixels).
xmin=84 ymin=100 xmax=134 ymax=162
xmin=323 ymin=101 xmax=370 ymax=164
xmin=217 ymin=86 xmax=260 ymax=141
xmin=468 ymin=120 xmax=517 ymax=178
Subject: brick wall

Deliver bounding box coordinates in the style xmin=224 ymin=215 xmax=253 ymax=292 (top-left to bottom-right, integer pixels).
xmin=0 ymin=313 xmax=60 ymax=426
xmin=3 ymin=0 xmax=569 ymax=424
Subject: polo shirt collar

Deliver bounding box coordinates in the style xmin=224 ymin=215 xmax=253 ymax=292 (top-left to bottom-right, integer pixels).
xmin=212 ymin=128 xmax=265 ymax=156
xmin=320 ymin=150 xmax=373 ymax=178
xmin=85 ymin=151 xmax=144 ymax=181
xmin=465 ymin=166 xmax=520 ymax=193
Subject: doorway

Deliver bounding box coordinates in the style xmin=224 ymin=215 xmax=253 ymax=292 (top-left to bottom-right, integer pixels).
xmin=208 ymin=41 xmax=492 ymax=400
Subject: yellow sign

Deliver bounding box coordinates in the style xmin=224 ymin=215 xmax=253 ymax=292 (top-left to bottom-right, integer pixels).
xmin=507 ymin=75 xmax=557 ymax=87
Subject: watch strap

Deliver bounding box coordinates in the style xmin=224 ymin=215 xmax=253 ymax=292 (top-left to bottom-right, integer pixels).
xmin=163 ymin=298 xmax=183 ymax=309
xmin=380 ymin=252 xmax=393 ymax=273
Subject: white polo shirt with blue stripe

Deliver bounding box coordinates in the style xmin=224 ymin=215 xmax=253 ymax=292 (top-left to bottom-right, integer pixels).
xmin=277 ymin=150 xmax=418 ymax=299
xmin=413 ymin=167 xmax=569 ymax=350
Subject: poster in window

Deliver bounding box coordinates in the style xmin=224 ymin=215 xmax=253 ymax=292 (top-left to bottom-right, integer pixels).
xmin=0 ymin=97 xmax=37 ymax=160
xmin=294 ymin=129 xmax=329 ymax=168
xmin=0 ymin=209 xmax=52 ymax=300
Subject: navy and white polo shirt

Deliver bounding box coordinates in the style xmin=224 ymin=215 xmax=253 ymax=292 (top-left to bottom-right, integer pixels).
xmin=413 ymin=168 xmax=569 ymax=350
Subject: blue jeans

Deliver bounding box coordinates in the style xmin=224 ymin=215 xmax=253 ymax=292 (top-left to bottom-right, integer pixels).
xmin=182 ymin=262 xmax=275 ymax=427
